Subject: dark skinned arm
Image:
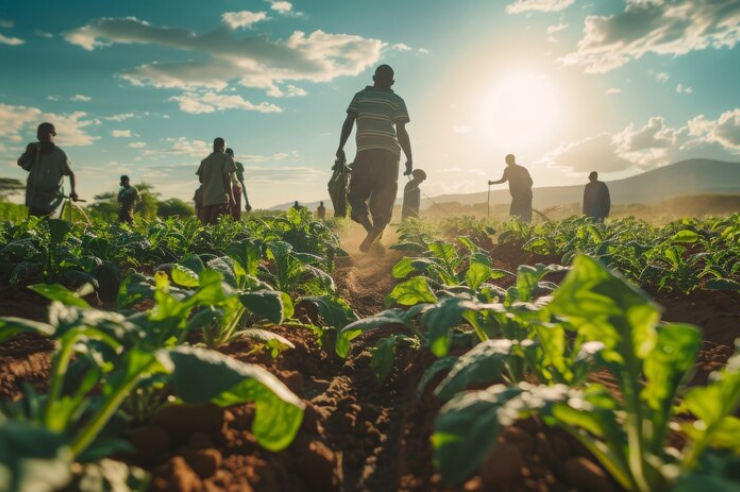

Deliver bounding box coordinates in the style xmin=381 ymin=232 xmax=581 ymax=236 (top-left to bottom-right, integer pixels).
xmin=68 ymin=171 xmax=78 ymax=201
xmin=336 ymin=113 xmax=356 ymax=162
xmin=396 ymin=122 xmax=413 ymax=175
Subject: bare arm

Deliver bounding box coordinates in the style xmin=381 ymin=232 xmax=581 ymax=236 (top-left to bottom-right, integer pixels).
xmin=396 ymin=122 xmax=413 ymax=174
xmin=336 ymin=113 xmax=356 ymax=161
xmin=68 ymin=171 xmax=78 ymax=200
xmin=17 ymin=143 xmax=38 ymax=171
xmin=488 ymin=174 xmax=507 ymax=186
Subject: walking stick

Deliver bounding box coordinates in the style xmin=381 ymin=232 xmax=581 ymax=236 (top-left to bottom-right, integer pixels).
xmin=487 ymin=183 xmax=491 ymax=218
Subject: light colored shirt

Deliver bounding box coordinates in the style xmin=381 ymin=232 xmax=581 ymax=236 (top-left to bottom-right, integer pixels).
xmin=21 ymin=146 xmax=73 ymax=212
xmin=347 ymin=86 xmax=410 ymax=156
xmin=196 ymin=152 xmax=237 ymax=206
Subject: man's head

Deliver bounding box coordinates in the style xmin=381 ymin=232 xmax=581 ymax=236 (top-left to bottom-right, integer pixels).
xmin=294 ymin=201 xmax=299 ymax=206
xmin=37 ymin=122 xmax=56 ymax=143
xmin=412 ymin=169 xmax=427 ymax=182
xmin=213 ymin=138 xmax=226 ymax=152
xmin=373 ymin=65 xmax=394 ymax=89
xmin=120 ymin=175 xmax=130 ymax=186
xmin=320 ymin=201 xmax=324 ymax=206
xmin=225 ymin=148 xmax=234 ymax=157
xmin=589 ymin=171 xmax=598 ymax=182
xmin=505 ymin=154 xmax=516 ymax=166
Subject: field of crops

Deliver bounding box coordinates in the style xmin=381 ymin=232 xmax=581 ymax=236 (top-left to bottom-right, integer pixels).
xmin=2 ymin=211 xmax=740 ymax=492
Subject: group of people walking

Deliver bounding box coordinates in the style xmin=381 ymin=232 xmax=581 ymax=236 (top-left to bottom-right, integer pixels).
xmin=15 ymin=64 xmax=612 ymax=245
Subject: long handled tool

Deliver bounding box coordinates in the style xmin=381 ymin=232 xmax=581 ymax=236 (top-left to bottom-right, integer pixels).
xmin=487 ymin=183 xmax=491 ymax=218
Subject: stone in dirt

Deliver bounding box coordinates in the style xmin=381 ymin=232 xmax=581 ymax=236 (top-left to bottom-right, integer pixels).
xmin=299 ymin=440 xmax=340 ymax=492
xmin=479 ymin=442 xmax=524 ymax=485
xmin=151 ymin=403 xmax=224 ymax=444
xmin=564 ymin=457 xmax=616 ymax=492
xmin=151 ymin=456 xmax=202 ymax=492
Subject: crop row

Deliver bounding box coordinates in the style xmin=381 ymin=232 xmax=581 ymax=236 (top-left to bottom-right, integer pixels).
xmin=335 ymin=224 xmax=740 ymax=491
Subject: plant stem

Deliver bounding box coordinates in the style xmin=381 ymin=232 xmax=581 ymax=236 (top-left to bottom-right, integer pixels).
xmin=44 ymin=333 xmax=80 ymax=430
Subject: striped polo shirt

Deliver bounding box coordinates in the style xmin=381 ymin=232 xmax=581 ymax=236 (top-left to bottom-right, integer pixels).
xmin=347 ymin=86 xmax=410 ymax=156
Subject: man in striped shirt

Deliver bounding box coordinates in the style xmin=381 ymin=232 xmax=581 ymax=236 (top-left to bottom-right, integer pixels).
xmin=336 ymin=64 xmax=413 ymax=252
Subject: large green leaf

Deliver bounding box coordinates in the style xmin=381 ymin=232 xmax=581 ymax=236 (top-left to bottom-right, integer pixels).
xmin=434 ymin=339 xmax=515 ymax=400
xmin=297 ymin=295 xmax=357 ymax=330
xmin=336 ymin=304 xmax=429 ymax=358
xmin=166 ymin=347 xmax=304 ymax=452
xmin=421 ymin=296 xmax=481 ymax=357
xmin=0 ymin=420 xmax=73 ymax=492
xmin=417 ymin=356 xmax=458 ymax=397
xmin=465 ymin=262 xmax=491 ymax=291
xmin=0 ymin=317 xmax=55 ymax=343
xmin=47 ymin=219 xmax=72 ymax=245
xmin=227 ymin=238 xmax=262 ymax=276
xmin=369 ymin=336 xmax=400 ymax=383
xmin=171 ymin=265 xmax=199 ymax=288
xmin=239 ymin=291 xmax=285 ymax=324
xmin=392 ymin=257 xmax=438 ymax=279
xmin=385 ymin=276 xmax=438 ymax=307
xmin=29 ymin=284 xmax=90 ymax=308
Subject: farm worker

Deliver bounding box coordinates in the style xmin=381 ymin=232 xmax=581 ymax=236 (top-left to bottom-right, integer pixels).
xmin=117 ymin=175 xmax=139 ymax=224
xmin=16 ymin=122 xmax=79 ymax=218
xmin=402 ymin=169 xmax=427 ymax=220
xmin=336 ymin=64 xmax=413 ymax=252
xmin=292 ymin=201 xmax=303 ymax=211
xmin=317 ymin=201 xmax=326 ymax=220
xmin=225 ymin=148 xmax=252 ymax=220
xmin=488 ymin=154 xmax=533 ymax=223
xmin=583 ymin=171 xmax=611 ymax=223
xmin=193 ymin=185 xmax=204 ymax=222
xmin=196 ymin=137 xmax=237 ymax=225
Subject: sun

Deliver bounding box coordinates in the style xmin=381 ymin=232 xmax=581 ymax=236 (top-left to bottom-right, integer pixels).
xmin=477 ymin=73 xmax=563 ymax=149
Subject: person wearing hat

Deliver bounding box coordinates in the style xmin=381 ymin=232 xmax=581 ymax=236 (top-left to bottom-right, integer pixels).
xmin=117 ymin=175 xmax=139 ymax=224
xmin=17 ymin=122 xmax=78 ymax=218
xmin=225 ymin=147 xmax=252 ymax=220
xmin=336 ymin=64 xmax=413 ymax=252
xmin=402 ymin=169 xmax=427 ymax=220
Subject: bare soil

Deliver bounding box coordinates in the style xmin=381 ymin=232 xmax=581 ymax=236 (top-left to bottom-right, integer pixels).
xmin=1 ymin=225 xmax=738 ymax=491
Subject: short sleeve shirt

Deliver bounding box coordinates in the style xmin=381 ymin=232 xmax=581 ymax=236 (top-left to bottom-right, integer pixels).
xmin=196 ymin=152 xmax=237 ymax=206
xmin=347 ymin=86 xmax=410 ymax=156
xmin=118 ymin=186 xmax=139 ymax=208
xmin=25 ymin=147 xmax=73 ymax=212
xmin=503 ymin=164 xmax=533 ymax=198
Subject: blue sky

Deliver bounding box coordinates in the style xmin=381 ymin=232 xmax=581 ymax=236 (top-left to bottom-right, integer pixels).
xmin=1 ymin=0 xmax=739 ymax=208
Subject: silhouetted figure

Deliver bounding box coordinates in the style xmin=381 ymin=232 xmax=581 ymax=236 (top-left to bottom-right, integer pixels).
xmin=583 ymin=171 xmax=610 ymax=223
xmin=402 ymin=169 xmax=427 ymax=219
xmin=196 ymin=138 xmax=237 ymax=225
xmin=17 ymin=122 xmax=79 ymax=217
xmin=317 ymin=201 xmax=326 ymax=220
xmin=117 ymin=175 xmax=139 ymax=224
xmin=193 ymin=185 xmax=204 ymax=222
xmin=225 ymin=148 xmax=252 ymax=220
xmin=292 ymin=201 xmax=303 ymax=211
xmin=337 ymin=64 xmax=413 ymax=252
xmin=488 ymin=154 xmax=533 ymax=222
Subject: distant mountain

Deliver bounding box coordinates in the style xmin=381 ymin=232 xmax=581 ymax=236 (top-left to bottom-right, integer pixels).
xmin=268 ymin=159 xmax=740 ymax=211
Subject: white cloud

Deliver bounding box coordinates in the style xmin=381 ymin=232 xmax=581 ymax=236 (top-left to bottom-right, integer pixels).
xmin=690 ymin=109 xmax=740 ymax=151
xmin=654 ymin=71 xmax=670 ymax=84
xmin=47 ymin=95 xmax=61 ymax=101
xmin=418 ymin=48 xmax=430 ymax=54
xmin=0 ymin=19 xmax=14 ymax=29
xmin=605 ymin=87 xmax=622 ymax=95
xmin=542 ymin=109 xmax=740 ymax=175
xmin=64 ymin=17 xmax=384 ymax=100
xmin=284 ymin=85 xmax=307 ymax=97
xmin=676 ymin=83 xmax=693 ymax=95
xmin=453 ymin=125 xmax=473 ymax=135
xmin=111 ymin=129 xmax=132 ymax=138
xmin=169 ymin=91 xmax=282 ymax=114
xmin=129 ymin=142 xmax=147 ymax=149
xmin=0 ymin=33 xmax=24 ymax=46
xmin=506 ymin=0 xmax=575 ymax=14
xmin=105 ymin=113 xmax=135 ymax=121
xmin=561 ymin=0 xmax=740 ymax=73
xmin=70 ymin=94 xmax=92 ymax=102
xmin=547 ymin=22 xmax=568 ymax=34
xmin=391 ymin=43 xmax=412 ymax=52
xmin=0 ymin=102 xmax=99 ymax=147
xmin=268 ymin=1 xmax=296 ymax=14
xmin=35 ymin=29 xmax=54 ymax=38
xmin=221 ymin=11 xmax=268 ymax=29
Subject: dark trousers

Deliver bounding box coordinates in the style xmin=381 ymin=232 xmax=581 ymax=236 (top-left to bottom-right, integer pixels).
xmin=348 ymin=149 xmax=399 ymax=229
xmin=510 ymin=193 xmax=532 ymax=223
xmin=119 ymin=206 xmax=135 ymax=224
xmin=231 ymin=186 xmax=241 ymax=221
xmin=28 ymin=206 xmax=52 ymax=218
